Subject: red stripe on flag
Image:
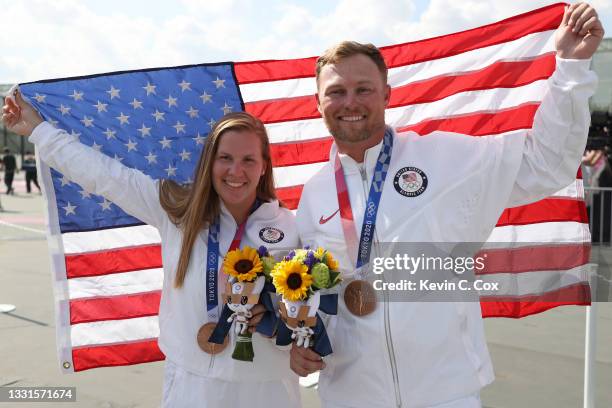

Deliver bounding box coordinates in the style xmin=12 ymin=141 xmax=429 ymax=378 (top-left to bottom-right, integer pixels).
xmin=476 ymin=244 xmax=590 ymax=275
xmin=382 ymin=3 xmax=563 ymax=69
xmin=276 ymin=185 xmax=304 ymax=210
xmin=65 ymin=244 xmax=162 ymax=279
xmin=245 ymin=54 xmax=555 ymax=124
xmin=270 ymin=104 xmax=543 ymax=168
xmin=497 ymin=198 xmax=587 ymax=227
xmin=389 ymin=54 xmax=555 ymax=107
xmin=72 ymin=339 xmax=165 ymax=372
xmin=70 ymin=291 xmax=162 ymax=324
xmin=398 ymin=103 xmax=540 ymax=136
xmin=271 ymin=137 xmax=333 ymax=168
xmin=481 ymin=282 xmax=591 ymax=318
xmin=234 ymin=3 xmax=563 ymax=84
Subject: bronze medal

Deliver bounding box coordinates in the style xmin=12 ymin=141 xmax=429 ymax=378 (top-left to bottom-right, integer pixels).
xmin=344 ymin=280 xmax=377 ymax=316
xmin=196 ymin=322 xmax=228 ymax=355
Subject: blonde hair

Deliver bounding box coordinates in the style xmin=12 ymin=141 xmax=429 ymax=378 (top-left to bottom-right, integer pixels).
xmin=159 ymin=112 xmax=277 ymax=288
xmin=316 ymin=41 xmax=388 ymax=84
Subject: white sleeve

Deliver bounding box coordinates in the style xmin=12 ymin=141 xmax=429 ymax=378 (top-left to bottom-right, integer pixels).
xmin=508 ymin=57 xmax=597 ymax=207
xmin=30 ymin=121 xmax=166 ymax=228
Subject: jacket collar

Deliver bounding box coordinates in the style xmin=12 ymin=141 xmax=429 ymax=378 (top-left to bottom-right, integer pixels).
xmin=328 ymin=127 xmax=395 ymax=175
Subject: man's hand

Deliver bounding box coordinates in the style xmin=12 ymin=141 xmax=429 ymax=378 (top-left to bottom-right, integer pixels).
xmin=556 ymin=3 xmax=604 ymax=59
xmin=289 ymin=343 xmax=325 ymax=377
xmin=1 ymin=89 xmax=44 ymax=137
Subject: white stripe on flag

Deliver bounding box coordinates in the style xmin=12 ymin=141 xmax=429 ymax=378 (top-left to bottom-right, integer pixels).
xmin=71 ymin=316 xmax=160 ymax=347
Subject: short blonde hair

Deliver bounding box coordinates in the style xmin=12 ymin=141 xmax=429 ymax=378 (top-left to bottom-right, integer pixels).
xmin=316 ymin=41 xmax=388 ymax=84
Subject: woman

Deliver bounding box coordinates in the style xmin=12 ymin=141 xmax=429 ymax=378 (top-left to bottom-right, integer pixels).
xmin=2 ymin=92 xmax=302 ymax=408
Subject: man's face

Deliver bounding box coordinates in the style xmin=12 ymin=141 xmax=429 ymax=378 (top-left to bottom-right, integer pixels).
xmin=316 ymin=54 xmax=390 ymax=144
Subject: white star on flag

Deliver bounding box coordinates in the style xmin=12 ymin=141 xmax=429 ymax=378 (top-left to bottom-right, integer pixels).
xmin=94 ymin=101 xmax=108 ymax=113
xmin=58 ymin=104 xmax=71 ymax=115
xmin=137 ymin=124 xmax=152 ymax=137
xmin=143 ymin=82 xmax=157 ymax=95
xmin=164 ymin=95 xmax=178 ymax=108
xmin=186 ymin=107 xmax=199 ymax=118
xmin=33 ymin=93 xmax=46 ymax=103
xmin=221 ymin=103 xmax=232 ymax=115
xmin=193 ymin=133 xmax=206 ymax=145
xmin=145 ymin=152 xmax=158 ymax=164
xmin=63 ymin=202 xmax=77 ymax=216
xmin=178 ymin=80 xmax=192 ymax=92
xmin=107 ymin=86 xmax=121 ymax=99
xmin=213 ymin=77 xmax=226 ymax=88
xmin=179 ymin=149 xmax=191 ymax=161
xmin=129 ymin=98 xmax=144 ymax=109
xmin=60 ymin=175 xmax=71 ymax=187
xmin=165 ymin=164 xmax=177 ymax=177
xmin=159 ymin=136 xmax=172 ymax=149
xmin=173 ymin=121 xmax=186 ymax=134
xmin=151 ymin=110 xmax=165 ymax=122
xmin=70 ymin=130 xmax=81 ymax=139
xmin=81 ymin=116 xmax=94 ymax=127
xmin=125 ymin=139 xmax=138 ymax=152
xmin=92 ymin=142 xmax=103 ymax=152
xmin=103 ymin=128 xmax=116 ymax=140
xmin=208 ymin=118 xmax=216 ymax=128
xmin=79 ymin=190 xmax=92 ymax=199
xmin=69 ymin=90 xmax=84 ymax=101
xmin=116 ymin=112 xmax=130 ymax=125
xmin=113 ymin=154 xmax=124 ymax=163
xmin=200 ymin=91 xmax=212 ymax=103
xmin=99 ymin=199 xmax=112 ymax=211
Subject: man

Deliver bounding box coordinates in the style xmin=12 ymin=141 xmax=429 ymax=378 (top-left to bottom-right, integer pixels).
xmin=21 ymin=151 xmax=41 ymax=194
xmin=293 ymin=3 xmax=603 ymax=408
xmin=1 ymin=147 xmax=17 ymax=195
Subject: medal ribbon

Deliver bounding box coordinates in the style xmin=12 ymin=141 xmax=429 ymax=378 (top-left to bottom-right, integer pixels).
xmin=334 ymin=128 xmax=394 ymax=273
xmin=205 ymin=200 xmax=260 ymax=321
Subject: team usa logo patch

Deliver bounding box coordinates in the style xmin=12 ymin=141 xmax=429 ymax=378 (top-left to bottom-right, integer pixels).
xmin=393 ymin=167 xmax=428 ymax=197
xmin=259 ymin=227 xmax=285 ymax=244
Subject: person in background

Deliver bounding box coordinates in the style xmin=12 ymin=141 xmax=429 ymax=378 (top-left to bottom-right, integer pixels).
xmin=21 ymin=150 xmax=41 ymax=194
xmin=1 ymin=147 xmax=17 ymax=195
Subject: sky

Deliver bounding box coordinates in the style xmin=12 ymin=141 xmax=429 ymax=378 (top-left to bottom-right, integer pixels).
xmin=1 ymin=0 xmax=611 ymax=84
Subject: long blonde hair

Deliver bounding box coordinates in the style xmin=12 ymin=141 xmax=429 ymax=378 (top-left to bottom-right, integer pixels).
xmin=160 ymin=112 xmax=277 ymax=288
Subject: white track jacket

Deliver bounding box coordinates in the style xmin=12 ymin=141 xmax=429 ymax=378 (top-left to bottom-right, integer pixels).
xmin=296 ymin=57 xmax=597 ymax=408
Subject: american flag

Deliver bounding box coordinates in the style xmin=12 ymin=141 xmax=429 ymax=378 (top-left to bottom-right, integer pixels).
xmin=20 ymin=2 xmax=591 ymax=372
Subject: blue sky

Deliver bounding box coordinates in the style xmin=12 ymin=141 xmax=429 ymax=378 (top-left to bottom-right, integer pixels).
xmin=1 ymin=0 xmax=610 ymax=84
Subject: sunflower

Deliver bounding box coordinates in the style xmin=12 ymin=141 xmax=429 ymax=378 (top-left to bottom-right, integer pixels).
xmin=223 ymin=246 xmax=263 ymax=282
xmin=315 ymin=247 xmax=339 ymax=271
xmin=272 ymin=260 xmax=313 ymax=301
xmin=324 ymin=252 xmax=339 ymax=271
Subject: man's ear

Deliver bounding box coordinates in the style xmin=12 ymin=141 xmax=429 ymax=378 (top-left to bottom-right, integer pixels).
xmin=384 ymin=84 xmax=391 ymax=107
xmin=316 ymin=93 xmax=322 ymax=115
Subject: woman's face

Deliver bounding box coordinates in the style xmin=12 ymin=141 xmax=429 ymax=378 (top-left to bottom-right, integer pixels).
xmin=212 ymin=129 xmax=266 ymax=217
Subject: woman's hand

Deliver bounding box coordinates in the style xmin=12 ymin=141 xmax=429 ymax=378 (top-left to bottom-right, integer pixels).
xmin=1 ymin=89 xmax=44 ymax=137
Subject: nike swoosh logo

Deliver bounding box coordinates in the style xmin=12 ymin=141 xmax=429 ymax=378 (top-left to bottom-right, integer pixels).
xmin=319 ymin=209 xmax=340 ymax=225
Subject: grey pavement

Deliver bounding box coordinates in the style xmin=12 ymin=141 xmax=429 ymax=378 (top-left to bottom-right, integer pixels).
xmin=1 ymin=172 xmax=611 ymax=408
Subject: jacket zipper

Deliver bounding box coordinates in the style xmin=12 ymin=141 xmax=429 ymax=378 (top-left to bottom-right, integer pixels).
xmin=358 ymin=164 xmax=402 ymax=407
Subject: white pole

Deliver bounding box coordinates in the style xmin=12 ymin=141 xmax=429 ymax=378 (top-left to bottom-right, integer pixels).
xmin=584 ymin=302 xmax=598 ymax=408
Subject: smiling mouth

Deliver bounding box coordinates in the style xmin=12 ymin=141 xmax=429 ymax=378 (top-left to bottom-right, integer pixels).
xmin=224 ymin=180 xmax=246 ymax=188
xmin=338 ymin=115 xmax=365 ymax=122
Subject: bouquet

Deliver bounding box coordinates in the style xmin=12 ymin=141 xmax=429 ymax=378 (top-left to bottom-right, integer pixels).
xmin=209 ymin=245 xmax=277 ymax=362
xmin=271 ymin=247 xmax=341 ymax=355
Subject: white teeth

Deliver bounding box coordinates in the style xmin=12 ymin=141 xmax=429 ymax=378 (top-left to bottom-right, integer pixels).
xmin=225 ymin=181 xmax=245 ymax=188
xmin=340 ymin=115 xmax=364 ymax=122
